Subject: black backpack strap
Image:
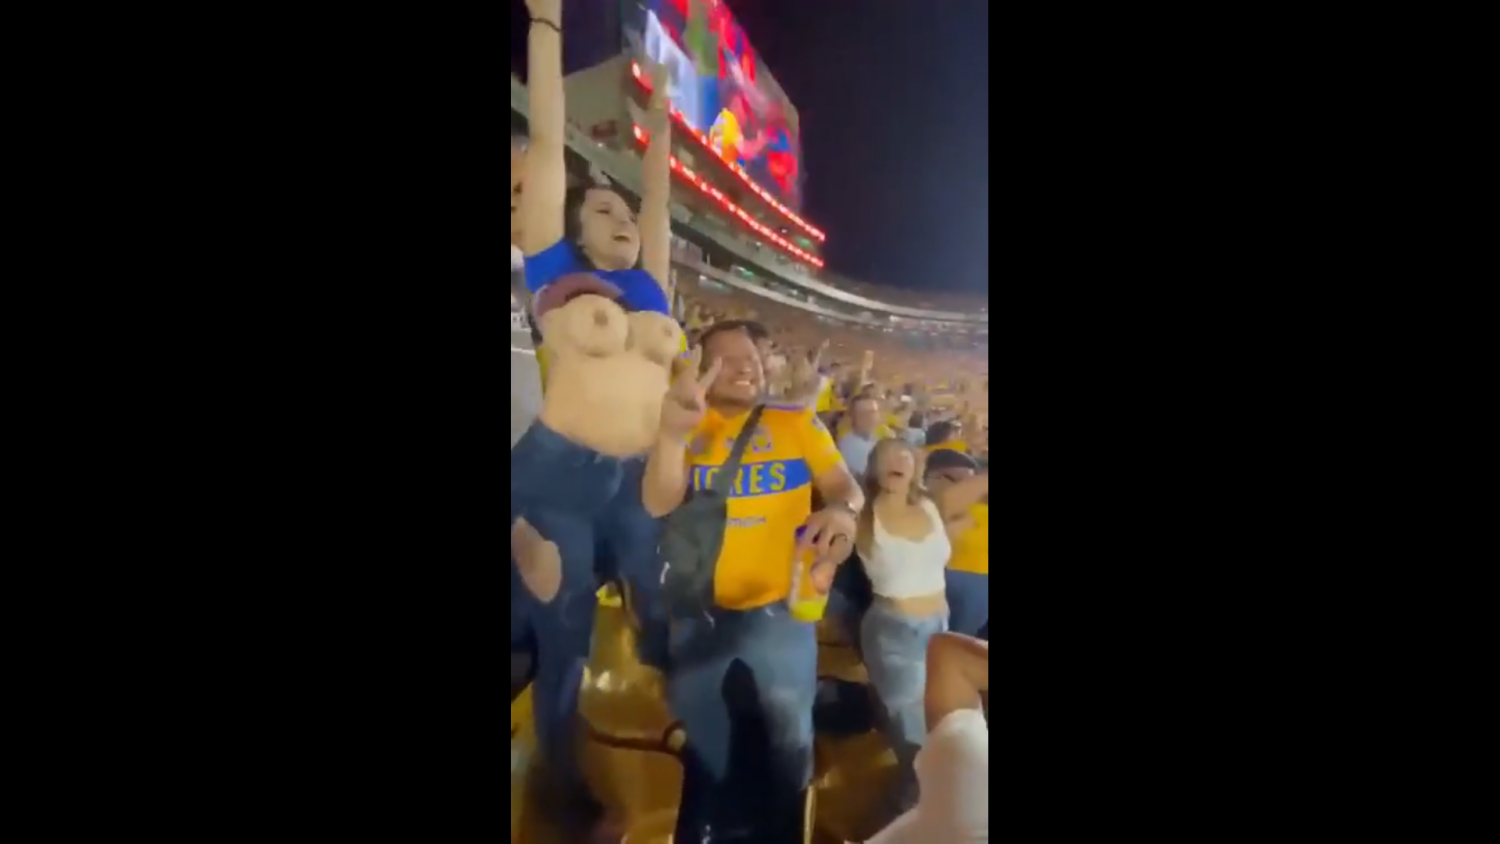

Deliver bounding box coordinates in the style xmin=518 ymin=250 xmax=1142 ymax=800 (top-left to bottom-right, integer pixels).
xmin=528 ymin=314 xmax=545 ymax=350
xmin=657 ymin=405 xmax=766 ymax=621
xmin=708 ymin=405 xmax=766 ymax=497
xmin=524 ymin=294 xmax=545 ymax=350
xmin=513 ymin=261 xmax=547 ymax=350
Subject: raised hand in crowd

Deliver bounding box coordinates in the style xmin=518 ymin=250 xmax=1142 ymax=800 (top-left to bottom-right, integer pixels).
xmin=787 ymin=340 xmax=829 ymax=405
xmin=642 ymin=347 xmax=722 ymax=517
xmin=639 ymin=57 xmax=675 ymax=299
xmin=644 ymin=60 xmax=672 ymax=135
xmin=659 ymin=346 xmax=723 ymax=442
xmin=524 ymin=0 xmax=559 ymax=25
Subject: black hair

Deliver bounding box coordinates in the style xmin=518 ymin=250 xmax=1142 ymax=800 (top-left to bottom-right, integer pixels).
xmin=907 ymin=411 xmax=926 ymax=429
xmin=562 ymin=183 xmax=643 ymax=272
xmin=927 ymin=420 xmax=958 ymax=445
xmin=698 ymin=319 xmax=769 ymax=351
xmin=924 ymin=448 xmax=978 ymax=475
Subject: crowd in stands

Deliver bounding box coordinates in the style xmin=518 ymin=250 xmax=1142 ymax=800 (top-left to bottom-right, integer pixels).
xmin=822 ymin=270 xmax=991 ymax=314
xmin=511 ymin=2 xmax=987 ymax=841
xmin=676 ymin=274 xmax=988 ymax=416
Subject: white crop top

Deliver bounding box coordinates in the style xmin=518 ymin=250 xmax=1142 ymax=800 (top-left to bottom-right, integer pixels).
xmin=863 ymin=499 xmax=952 ymax=599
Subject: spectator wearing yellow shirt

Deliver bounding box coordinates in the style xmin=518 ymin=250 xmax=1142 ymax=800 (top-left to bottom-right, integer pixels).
xmin=814 ymin=364 xmax=838 ymax=414
xmin=643 ymin=320 xmax=863 ymax=842
xmin=885 ymin=394 xmax=914 ymax=431
xmin=924 ymin=449 xmax=990 ymax=639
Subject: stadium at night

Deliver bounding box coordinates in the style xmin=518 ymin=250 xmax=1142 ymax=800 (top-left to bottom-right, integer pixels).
xmin=510 ymin=0 xmax=988 ymax=344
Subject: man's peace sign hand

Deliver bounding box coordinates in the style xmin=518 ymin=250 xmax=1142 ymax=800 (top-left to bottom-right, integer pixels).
xmin=660 ymin=347 xmax=723 ymax=441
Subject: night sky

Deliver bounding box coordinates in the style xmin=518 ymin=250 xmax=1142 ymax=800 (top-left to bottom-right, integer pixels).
xmin=510 ymin=0 xmax=988 ymax=295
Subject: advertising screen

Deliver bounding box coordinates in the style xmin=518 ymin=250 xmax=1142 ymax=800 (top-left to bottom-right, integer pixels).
xmin=631 ymin=0 xmax=804 ymax=211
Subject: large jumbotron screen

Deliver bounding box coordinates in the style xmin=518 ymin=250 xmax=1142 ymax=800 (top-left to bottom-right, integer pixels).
xmin=628 ymin=0 xmax=805 ymax=211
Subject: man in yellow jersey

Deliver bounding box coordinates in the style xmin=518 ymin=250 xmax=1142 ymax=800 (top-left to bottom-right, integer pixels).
xmin=924 ymin=449 xmax=990 ymax=639
xmin=641 ymin=320 xmax=863 ymax=842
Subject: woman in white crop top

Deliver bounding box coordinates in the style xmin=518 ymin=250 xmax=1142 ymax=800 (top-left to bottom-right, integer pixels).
xmin=853 ymin=438 xmax=967 ymax=819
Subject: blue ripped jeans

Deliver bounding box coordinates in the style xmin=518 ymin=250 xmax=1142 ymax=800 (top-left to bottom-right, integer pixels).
xmin=860 ymin=601 xmax=949 ymax=811
xmin=946 ymin=568 xmax=990 ymax=638
xmin=509 ymin=422 xmax=667 ymax=823
xmin=668 ymin=602 xmax=819 ymax=842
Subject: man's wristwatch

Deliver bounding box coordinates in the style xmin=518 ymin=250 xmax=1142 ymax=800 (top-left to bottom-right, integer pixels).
xmin=827 ymin=500 xmax=858 ymax=519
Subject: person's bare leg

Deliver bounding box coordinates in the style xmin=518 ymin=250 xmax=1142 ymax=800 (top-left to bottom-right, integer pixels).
xmin=862 ymin=633 xmax=990 ymax=843
xmin=924 ymin=632 xmax=989 ymax=727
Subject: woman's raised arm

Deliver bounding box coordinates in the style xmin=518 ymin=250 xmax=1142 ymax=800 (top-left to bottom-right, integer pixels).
xmin=519 ymin=0 xmax=567 ymax=256
xmin=638 ymin=62 xmax=674 ymax=298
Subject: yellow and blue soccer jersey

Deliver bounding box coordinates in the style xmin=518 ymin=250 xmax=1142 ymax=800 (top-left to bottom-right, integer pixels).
xmin=686 ymin=404 xmax=844 ymax=610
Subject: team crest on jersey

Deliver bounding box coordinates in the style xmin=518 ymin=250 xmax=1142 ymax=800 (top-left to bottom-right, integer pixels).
xmin=725 ymin=423 xmax=775 ymax=456
xmin=688 ymin=432 xmax=712 ymax=457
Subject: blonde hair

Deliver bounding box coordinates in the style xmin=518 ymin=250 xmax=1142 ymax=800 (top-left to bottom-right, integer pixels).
xmin=854 ymin=438 xmax=930 ymax=557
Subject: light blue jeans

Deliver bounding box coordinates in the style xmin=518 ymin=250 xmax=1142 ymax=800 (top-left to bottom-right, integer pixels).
xmin=860 ymin=601 xmax=949 ymax=810
xmin=946 ymin=568 xmax=990 ymax=638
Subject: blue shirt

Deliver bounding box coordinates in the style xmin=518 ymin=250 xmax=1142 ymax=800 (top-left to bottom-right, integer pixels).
xmin=837 ymin=432 xmax=879 ymax=481
xmin=524 ymin=239 xmax=671 ymax=316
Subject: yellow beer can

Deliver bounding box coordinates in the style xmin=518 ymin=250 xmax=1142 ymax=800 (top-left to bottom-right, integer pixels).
xmin=788 ymin=525 xmax=829 ymax=623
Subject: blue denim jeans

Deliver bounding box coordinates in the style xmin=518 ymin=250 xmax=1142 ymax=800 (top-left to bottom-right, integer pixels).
xmin=946 ymin=568 xmax=990 ymax=638
xmin=509 ymin=422 xmax=665 ymax=827
xmin=860 ymin=601 xmax=949 ymax=811
xmin=668 ymin=602 xmax=819 ymax=842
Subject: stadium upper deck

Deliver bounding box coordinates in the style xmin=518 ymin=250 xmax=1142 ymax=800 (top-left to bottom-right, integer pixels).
xmin=508 ymin=0 xmax=986 ymax=330
xmin=512 ymin=75 xmax=985 ymax=332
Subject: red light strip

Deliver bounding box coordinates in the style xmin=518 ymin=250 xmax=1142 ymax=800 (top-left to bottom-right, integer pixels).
xmin=634 ymin=124 xmax=825 ymax=268
xmin=631 ymin=61 xmax=825 ymax=243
